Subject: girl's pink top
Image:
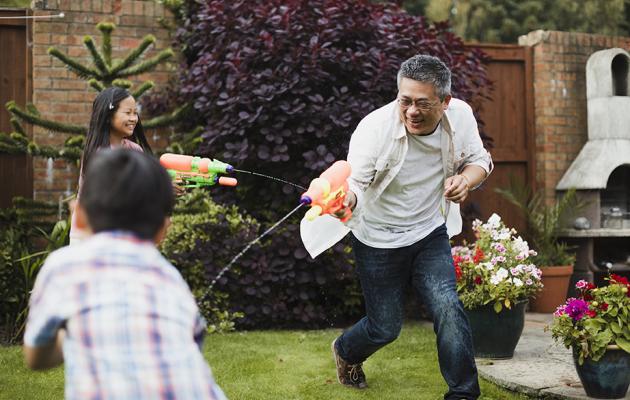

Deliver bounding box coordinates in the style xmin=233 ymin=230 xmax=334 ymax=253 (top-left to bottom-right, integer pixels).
xmin=69 ymin=139 xmax=144 ymax=244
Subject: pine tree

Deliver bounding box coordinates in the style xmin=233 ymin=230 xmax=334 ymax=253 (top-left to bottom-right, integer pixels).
xmin=0 ymin=21 xmax=185 ymax=162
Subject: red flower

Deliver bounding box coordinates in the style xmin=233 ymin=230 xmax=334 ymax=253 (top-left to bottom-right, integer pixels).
xmin=610 ymin=274 xmax=629 ymax=285
xmin=474 ymin=276 xmax=483 ymax=285
xmin=455 ymin=265 xmax=462 ymax=280
xmin=473 ymin=247 xmax=484 ymax=264
xmin=586 ymin=282 xmax=596 ymax=290
xmin=453 ymin=255 xmax=463 ymax=268
xmin=600 ymin=302 xmax=609 ymax=311
xmin=586 ymin=310 xmax=597 ymax=318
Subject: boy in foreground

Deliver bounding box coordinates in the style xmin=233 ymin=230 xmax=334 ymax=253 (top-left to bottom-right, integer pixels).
xmin=23 ymin=149 xmax=226 ymax=400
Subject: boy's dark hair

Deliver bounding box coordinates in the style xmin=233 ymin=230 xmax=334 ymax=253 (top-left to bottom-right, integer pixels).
xmin=79 ymin=149 xmax=174 ymax=240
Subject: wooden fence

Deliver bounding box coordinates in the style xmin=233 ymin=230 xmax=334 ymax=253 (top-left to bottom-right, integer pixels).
xmin=0 ymin=8 xmax=32 ymax=208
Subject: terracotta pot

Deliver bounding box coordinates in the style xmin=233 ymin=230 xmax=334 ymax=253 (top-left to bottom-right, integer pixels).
xmin=529 ymin=265 xmax=574 ymax=313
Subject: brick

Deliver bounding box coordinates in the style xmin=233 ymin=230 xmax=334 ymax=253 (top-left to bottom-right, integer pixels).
xmin=133 ymin=1 xmax=144 ymax=15
xmin=33 ymin=33 xmax=52 ymax=45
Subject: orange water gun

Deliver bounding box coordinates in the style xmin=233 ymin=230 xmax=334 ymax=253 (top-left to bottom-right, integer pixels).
xmin=159 ymin=153 xmax=237 ymax=188
xmin=299 ymin=160 xmax=352 ymax=222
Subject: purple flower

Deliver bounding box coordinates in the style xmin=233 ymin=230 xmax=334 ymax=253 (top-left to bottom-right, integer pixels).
xmin=564 ymin=298 xmax=590 ymax=321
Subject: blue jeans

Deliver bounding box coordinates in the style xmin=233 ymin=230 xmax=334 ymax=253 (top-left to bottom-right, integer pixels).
xmin=336 ymin=224 xmax=480 ymax=400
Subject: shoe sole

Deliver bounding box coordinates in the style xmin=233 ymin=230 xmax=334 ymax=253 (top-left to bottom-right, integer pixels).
xmin=331 ymin=338 xmax=344 ymax=386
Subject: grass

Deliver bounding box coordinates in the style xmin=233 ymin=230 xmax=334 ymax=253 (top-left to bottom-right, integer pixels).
xmin=0 ymin=322 xmax=530 ymax=399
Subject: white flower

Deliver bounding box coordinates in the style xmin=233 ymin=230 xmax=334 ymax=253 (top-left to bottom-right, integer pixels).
xmin=492 ymin=228 xmax=511 ymax=241
xmin=513 ymin=236 xmax=530 ymax=254
xmin=487 ymin=213 xmax=501 ymax=228
xmin=496 ymin=267 xmax=509 ymax=280
xmin=490 ymin=274 xmax=503 ymax=285
xmin=513 ymin=278 xmax=524 ymax=287
xmin=482 ymin=262 xmax=494 ymax=271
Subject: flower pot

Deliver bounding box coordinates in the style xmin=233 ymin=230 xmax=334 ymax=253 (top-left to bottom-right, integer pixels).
xmin=465 ymin=300 xmax=527 ymax=359
xmin=572 ymin=345 xmax=630 ymax=399
xmin=529 ymin=265 xmax=574 ymax=313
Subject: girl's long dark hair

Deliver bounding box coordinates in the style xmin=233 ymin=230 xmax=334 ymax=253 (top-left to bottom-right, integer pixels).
xmin=81 ymin=87 xmax=152 ymax=176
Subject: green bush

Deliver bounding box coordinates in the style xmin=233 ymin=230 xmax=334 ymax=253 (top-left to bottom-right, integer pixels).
xmin=160 ymin=189 xmax=363 ymax=330
xmin=0 ymin=198 xmax=69 ymax=344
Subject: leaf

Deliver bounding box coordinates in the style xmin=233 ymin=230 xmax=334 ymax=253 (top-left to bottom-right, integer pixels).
xmin=610 ymin=323 xmax=622 ymax=334
xmin=494 ymin=301 xmax=503 ymax=313
xmin=615 ymin=338 xmax=630 ymax=353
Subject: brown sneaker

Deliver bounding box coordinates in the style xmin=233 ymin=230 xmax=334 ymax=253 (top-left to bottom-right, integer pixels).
xmin=331 ymin=338 xmax=368 ymax=389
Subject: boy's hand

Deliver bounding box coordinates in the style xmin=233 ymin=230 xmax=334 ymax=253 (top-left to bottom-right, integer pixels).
xmin=444 ymin=174 xmax=470 ymax=204
xmin=24 ymin=328 xmax=65 ymax=370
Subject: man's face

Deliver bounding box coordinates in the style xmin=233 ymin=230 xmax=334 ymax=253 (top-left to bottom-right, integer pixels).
xmin=397 ymin=77 xmax=450 ymax=135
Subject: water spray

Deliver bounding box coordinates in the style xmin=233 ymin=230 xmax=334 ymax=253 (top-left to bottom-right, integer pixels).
xmin=206 ymin=203 xmax=305 ymax=291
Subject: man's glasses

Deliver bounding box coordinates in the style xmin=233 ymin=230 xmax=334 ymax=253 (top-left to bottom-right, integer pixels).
xmin=397 ymin=97 xmax=441 ymax=112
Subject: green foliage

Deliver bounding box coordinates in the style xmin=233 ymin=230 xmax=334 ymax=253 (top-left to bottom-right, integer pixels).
xmin=1 ymin=21 xmax=181 ymax=160
xmin=496 ymin=177 xmax=580 ymax=267
xmin=0 ymin=198 xmax=70 ymax=344
xmin=549 ymin=276 xmax=630 ymax=364
xmin=0 ymin=0 xmax=32 ymax=7
xmin=415 ymin=0 xmax=630 ymax=43
xmin=453 ymin=213 xmax=543 ymax=312
xmin=160 ymin=189 xmax=362 ymax=330
xmin=160 ymin=189 xmax=251 ymax=333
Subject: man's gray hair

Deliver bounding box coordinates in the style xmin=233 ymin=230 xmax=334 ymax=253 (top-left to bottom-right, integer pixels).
xmin=397 ymin=55 xmax=452 ymax=100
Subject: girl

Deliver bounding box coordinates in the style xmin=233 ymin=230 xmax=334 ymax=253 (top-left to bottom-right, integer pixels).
xmin=69 ymin=87 xmax=152 ymax=244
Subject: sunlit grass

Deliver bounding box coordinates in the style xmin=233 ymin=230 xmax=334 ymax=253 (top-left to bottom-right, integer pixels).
xmin=0 ymin=322 xmax=530 ymax=399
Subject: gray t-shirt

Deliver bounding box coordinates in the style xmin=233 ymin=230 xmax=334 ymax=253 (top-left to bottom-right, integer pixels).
xmin=354 ymin=125 xmax=445 ymax=248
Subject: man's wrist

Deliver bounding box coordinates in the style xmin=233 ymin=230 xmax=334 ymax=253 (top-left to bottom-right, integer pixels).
xmin=460 ymin=174 xmax=471 ymax=190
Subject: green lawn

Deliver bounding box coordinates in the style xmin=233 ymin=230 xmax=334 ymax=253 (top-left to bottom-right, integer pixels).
xmin=0 ymin=322 xmax=530 ymax=399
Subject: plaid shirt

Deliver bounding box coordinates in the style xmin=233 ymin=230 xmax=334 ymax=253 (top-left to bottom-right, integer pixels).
xmin=24 ymin=231 xmax=227 ymax=400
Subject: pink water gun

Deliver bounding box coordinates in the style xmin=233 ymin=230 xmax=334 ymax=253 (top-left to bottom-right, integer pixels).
xmin=300 ymin=160 xmax=352 ymax=222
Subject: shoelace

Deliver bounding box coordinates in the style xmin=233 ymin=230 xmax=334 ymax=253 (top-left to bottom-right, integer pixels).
xmin=348 ymin=364 xmax=363 ymax=382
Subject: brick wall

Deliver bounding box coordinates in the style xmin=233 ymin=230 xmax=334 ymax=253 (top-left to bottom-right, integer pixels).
xmin=519 ymin=30 xmax=630 ymax=204
xmin=31 ymin=0 xmax=174 ymax=203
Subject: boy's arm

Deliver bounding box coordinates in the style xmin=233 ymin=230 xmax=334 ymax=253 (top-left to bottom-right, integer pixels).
xmin=23 ymin=329 xmax=65 ymax=370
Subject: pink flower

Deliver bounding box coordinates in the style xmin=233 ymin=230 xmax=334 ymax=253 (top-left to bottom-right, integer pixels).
xmin=553 ymin=304 xmax=566 ymax=316
xmin=575 ymin=280 xmax=589 ymax=289
xmin=492 ymin=242 xmax=506 ymax=253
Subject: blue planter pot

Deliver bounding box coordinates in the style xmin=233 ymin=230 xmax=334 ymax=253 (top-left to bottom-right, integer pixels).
xmin=573 ymin=346 xmax=630 ymax=399
xmin=464 ymin=300 xmax=527 ymax=359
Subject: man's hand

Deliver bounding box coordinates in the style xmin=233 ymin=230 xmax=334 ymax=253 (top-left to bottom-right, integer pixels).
xmin=333 ymin=190 xmax=356 ymax=219
xmin=444 ymin=174 xmax=470 ymax=204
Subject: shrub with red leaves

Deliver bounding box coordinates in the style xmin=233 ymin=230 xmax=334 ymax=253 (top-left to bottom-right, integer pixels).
xmin=160 ymin=0 xmax=490 ymax=329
